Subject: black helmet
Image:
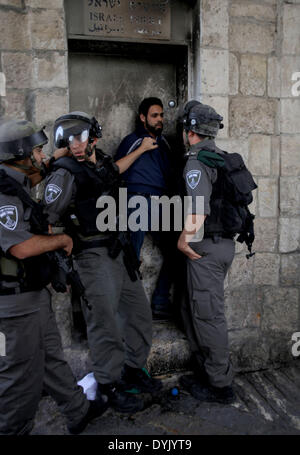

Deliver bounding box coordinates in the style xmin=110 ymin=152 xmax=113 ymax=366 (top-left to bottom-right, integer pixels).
xmin=182 ymin=101 xmax=224 ymax=138
xmin=53 ymin=111 xmax=102 ymax=148
xmin=0 ymin=118 xmax=48 ymax=162
xmin=182 ymin=100 xmax=201 ymax=118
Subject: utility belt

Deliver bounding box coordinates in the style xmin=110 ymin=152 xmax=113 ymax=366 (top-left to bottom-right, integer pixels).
xmin=75 ymin=236 xmax=113 ymax=252
xmin=0 ymin=284 xmax=42 ymax=296
xmin=76 ymin=232 xmax=141 ymax=282
xmin=128 ymin=190 xmax=164 ymax=198
xmin=203 ymin=232 xmax=235 ymax=241
xmin=76 ymin=234 xmax=125 ymax=259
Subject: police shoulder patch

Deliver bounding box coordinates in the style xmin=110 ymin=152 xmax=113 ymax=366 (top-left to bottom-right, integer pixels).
xmin=45 ymin=183 xmax=62 ymax=204
xmin=0 ymin=205 xmax=18 ymax=231
xmin=186 ymin=169 xmax=201 ymax=190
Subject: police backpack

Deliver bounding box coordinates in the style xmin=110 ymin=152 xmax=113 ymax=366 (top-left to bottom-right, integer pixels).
xmin=197 ymin=150 xmax=257 ymax=258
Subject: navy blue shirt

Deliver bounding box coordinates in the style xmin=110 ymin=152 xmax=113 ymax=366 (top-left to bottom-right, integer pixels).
xmin=114 ymin=127 xmax=171 ymax=196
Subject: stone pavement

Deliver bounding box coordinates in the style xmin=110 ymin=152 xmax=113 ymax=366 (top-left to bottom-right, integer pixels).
xmin=32 ymin=361 xmax=300 ymax=436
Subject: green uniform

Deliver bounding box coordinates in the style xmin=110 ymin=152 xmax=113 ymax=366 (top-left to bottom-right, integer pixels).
xmin=182 ymin=139 xmax=234 ymax=388
xmin=0 ymin=165 xmax=89 ymax=435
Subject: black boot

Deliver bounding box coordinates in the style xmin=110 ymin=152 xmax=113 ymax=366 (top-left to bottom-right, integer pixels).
xmin=179 ymin=369 xmax=210 ymax=390
xmin=67 ymin=395 xmax=108 ymax=435
xmin=99 ymin=382 xmax=144 ymax=413
xmin=189 ymin=383 xmax=236 ymax=405
xmin=122 ymin=364 xmax=163 ymax=394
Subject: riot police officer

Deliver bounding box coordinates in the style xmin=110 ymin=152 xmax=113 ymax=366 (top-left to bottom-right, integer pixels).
xmin=43 ymin=112 xmax=162 ymax=414
xmin=0 ymin=118 xmax=107 ymax=435
xmin=177 ymin=102 xmax=236 ymax=404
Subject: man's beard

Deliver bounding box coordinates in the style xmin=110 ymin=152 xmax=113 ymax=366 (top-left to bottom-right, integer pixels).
xmin=145 ymin=119 xmax=163 ymax=137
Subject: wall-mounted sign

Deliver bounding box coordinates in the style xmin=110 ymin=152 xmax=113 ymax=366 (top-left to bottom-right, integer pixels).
xmin=84 ymin=0 xmax=171 ymax=40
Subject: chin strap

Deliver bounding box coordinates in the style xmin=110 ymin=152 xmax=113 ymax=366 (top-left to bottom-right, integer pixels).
xmin=10 ymin=156 xmax=43 ymax=177
xmin=183 ymin=131 xmax=191 ymax=155
xmin=11 ymin=162 xmax=33 ymax=171
xmin=84 ymin=143 xmax=96 ymax=160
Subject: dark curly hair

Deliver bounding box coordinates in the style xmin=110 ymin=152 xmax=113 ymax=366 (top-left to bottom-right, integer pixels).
xmin=138 ymin=97 xmax=163 ymax=117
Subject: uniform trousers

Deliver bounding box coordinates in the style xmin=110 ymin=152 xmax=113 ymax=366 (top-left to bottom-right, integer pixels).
xmin=182 ymin=237 xmax=235 ymax=388
xmin=0 ymin=288 xmax=89 ymax=435
xmin=75 ymin=247 xmax=152 ymax=385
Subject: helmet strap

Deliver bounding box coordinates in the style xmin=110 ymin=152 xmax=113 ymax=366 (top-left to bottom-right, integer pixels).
xmin=184 ymin=131 xmax=191 ymax=151
xmin=12 ymin=155 xmax=41 ymax=175
xmin=85 ymin=143 xmax=96 ymax=158
xmin=11 ymin=162 xmax=33 ymax=171
xmin=30 ymin=151 xmax=43 ymax=171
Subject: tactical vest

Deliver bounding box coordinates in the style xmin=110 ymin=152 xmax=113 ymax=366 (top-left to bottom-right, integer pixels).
xmin=0 ymin=169 xmax=54 ymax=291
xmin=50 ymin=152 xmax=120 ymax=239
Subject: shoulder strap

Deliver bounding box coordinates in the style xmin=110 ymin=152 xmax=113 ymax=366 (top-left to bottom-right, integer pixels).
xmin=0 ymin=169 xmax=35 ymax=209
xmin=197 ymin=149 xmax=225 ymax=169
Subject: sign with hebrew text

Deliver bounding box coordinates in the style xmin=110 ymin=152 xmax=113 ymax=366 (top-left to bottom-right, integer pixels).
xmin=84 ymin=0 xmax=171 ymax=40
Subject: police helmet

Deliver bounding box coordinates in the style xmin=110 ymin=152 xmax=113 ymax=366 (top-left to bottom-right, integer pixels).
xmin=0 ymin=118 xmax=48 ymax=162
xmin=182 ymin=101 xmax=224 ymax=138
xmin=182 ymin=100 xmax=201 ymax=118
xmin=53 ymin=111 xmax=102 ymax=149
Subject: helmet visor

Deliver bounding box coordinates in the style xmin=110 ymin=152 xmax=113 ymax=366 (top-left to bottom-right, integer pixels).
xmin=54 ymin=120 xmax=91 ymax=148
xmin=68 ymin=129 xmax=89 ymax=145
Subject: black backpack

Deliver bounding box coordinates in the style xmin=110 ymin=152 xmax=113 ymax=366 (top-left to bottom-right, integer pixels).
xmin=198 ymin=150 xmax=257 ymax=258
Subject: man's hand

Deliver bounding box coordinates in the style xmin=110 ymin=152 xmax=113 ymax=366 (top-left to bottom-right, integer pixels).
xmin=115 ymin=137 xmax=158 ymax=174
xmin=61 ymin=234 xmax=73 ymax=256
xmin=139 ymin=137 xmax=158 ymax=153
xmin=48 ymin=225 xmax=71 ymax=254
xmin=177 ymin=236 xmax=202 ymax=260
xmin=53 ymin=147 xmax=70 ymax=160
xmin=177 ymin=214 xmax=206 ymax=260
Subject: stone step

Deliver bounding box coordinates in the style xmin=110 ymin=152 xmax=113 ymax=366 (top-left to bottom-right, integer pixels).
xmin=233 ymin=367 xmax=300 ymax=431
xmin=63 ymin=320 xmax=192 ymax=381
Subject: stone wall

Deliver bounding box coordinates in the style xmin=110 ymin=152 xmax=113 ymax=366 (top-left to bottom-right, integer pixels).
xmin=0 ymin=0 xmax=71 ymax=344
xmin=194 ymin=0 xmax=300 ymax=370
xmin=0 ymin=0 xmax=299 ymax=372
xmin=0 ymin=0 xmax=69 ymax=153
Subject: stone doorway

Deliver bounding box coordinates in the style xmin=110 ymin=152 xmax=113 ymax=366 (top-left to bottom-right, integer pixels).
xmin=68 ymin=39 xmax=188 ymax=156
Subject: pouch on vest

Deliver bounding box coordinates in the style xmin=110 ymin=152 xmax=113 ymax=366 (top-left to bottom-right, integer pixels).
xmin=0 ymin=250 xmax=24 ymax=282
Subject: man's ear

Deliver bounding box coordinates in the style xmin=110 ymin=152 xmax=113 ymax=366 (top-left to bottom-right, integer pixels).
xmin=92 ymin=138 xmax=98 ymax=147
xmin=140 ymin=113 xmax=146 ymax=124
